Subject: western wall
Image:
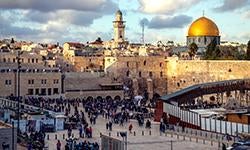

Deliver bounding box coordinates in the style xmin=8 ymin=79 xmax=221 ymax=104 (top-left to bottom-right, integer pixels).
xmin=166 ymin=57 xmax=250 ymax=93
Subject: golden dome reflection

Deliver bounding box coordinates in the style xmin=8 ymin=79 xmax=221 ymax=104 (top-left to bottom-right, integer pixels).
xmin=188 ymin=17 xmax=219 ymax=37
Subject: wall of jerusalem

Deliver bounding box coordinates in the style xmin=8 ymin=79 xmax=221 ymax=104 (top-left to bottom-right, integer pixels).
xmin=166 ymin=57 xmax=250 ymax=93
xmin=106 ymin=56 xmax=167 ymax=98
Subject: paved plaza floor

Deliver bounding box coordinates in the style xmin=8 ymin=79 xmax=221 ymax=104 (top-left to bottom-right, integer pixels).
xmin=17 ymin=103 xmax=222 ymax=150
xmin=44 ymin=116 xmax=220 ymax=150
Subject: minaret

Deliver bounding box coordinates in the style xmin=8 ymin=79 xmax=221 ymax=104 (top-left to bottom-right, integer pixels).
xmin=113 ymin=10 xmax=125 ymax=42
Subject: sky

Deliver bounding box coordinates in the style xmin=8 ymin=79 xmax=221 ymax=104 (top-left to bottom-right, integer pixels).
xmin=0 ymin=0 xmax=250 ymax=45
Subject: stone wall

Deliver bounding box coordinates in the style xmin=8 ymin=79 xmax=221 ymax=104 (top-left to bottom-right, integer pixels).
xmin=73 ymin=56 xmax=104 ymax=72
xmin=65 ymin=90 xmax=124 ymax=100
xmin=166 ymin=57 xmax=250 ymax=93
xmin=106 ymin=56 xmax=167 ymax=98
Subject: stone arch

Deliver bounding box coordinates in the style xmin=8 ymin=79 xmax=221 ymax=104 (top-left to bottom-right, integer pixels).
xmin=96 ymin=96 xmax=103 ymax=101
xmin=86 ymin=96 xmax=94 ymax=101
xmin=106 ymin=96 xmax=112 ymax=101
xmin=114 ymin=95 xmax=121 ymax=101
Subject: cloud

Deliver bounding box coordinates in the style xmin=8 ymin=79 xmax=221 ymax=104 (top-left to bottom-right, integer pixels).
xmin=138 ymin=0 xmax=200 ymax=14
xmin=214 ymin=0 xmax=249 ymax=12
xmin=243 ymin=10 xmax=250 ymax=19
xmin=25 ymin=10 xmax=102 ymax=26
xmin=0 ymin=14 xmax=40 ymax=37
xmin=0 ymin=0 xmax=117 ymax=13
xmin=141 ymin=15 xmax=192 ymax=29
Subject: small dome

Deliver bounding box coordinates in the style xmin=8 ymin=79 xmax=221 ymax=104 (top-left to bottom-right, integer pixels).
xmin=115 ymin=10 xmax=123 ymax=21
xmin=116 ymin=10 xmax=122 ymax=16
xmin=188 ymin=17 xmax=219 ymax=37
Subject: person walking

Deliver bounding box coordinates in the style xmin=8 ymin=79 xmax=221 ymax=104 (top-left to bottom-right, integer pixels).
xmin=129 ymin=124 xmax=133 ymax=133
xmin=79 ymin=125 xmax=83 ymax=138
xmin=56 ymin=140 xmax=61 ymax=150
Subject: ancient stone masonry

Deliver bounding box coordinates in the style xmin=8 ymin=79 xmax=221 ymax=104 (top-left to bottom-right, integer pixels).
xmin=166 ymin=57 xmax=250 ymax=93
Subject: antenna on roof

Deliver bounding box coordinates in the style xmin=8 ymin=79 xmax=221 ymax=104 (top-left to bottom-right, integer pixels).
xmin=141 ymin=22 xmax=145 ymax=45
xmin=203 ymin=10 xmax=205 ymax=17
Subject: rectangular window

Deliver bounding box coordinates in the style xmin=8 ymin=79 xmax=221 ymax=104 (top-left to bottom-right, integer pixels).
xmin=35 ymin=88 xmax=39 ymax=95
xmin=53 ymin=79 xmax=59 ymax=84
xmin=32 ymin=58 xmax=34 ymax=63
xmin=28 ymin=89 xmax=34 ymax=95
xmin=41 ymin=88 xmax=46 ymax=95
xmin=48 ymin=88 xmax=52 ymax=95
xmin=41 ymin=79 xmax=47 ymax=84
xmin=28 ymin=79 xmax=34 ymax=84
xmin=53 ymin=88 xmax=59 ymax=94
xmin=5 ymin=80 xmax=11 ymax=85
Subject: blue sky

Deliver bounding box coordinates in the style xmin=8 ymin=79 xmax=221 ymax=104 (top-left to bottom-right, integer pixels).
xmin=0 ymin=0 xmax=249 ymax=44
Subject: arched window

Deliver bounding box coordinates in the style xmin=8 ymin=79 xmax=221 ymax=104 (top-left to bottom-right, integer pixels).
xmin=143 ymin=60 xmax=146 ymax=66
xmin=126 ymin=71 xmax=130 ymax=77
xmin=139 ymin=71 xmax=142 ymax=77
xmin=160 ymin=62 xmax=162 ymax=67
xmin=149 ymin=72 xmax=152 ymax=77
xmin=160 ymin=71 xmax=163 ymax=77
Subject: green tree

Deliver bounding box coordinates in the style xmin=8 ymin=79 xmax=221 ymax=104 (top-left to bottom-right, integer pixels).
xmin=188 ymin=42 xmax=198 ymax=59
xmin=246 ymin=40 xmax=250 ymax=60
xmin=204 ymin=38 xmax=220 ymax=60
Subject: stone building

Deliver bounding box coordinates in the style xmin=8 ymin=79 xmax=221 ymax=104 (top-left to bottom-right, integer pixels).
xmin=63 ymin=42 xmax=85 ymax=62
xmin=0 ymin=51 xmax=62 ymax=98
xmin=64 ymin=72 xmax=124 ymax=100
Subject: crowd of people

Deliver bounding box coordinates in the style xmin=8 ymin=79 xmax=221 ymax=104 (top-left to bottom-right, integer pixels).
xmin=56 ymin=139 xmax=99 ymax=150
xmin=6 ymin=95 xmax=154 ymax=149
xmin=20 ymin=131 xmax=46 ymax=150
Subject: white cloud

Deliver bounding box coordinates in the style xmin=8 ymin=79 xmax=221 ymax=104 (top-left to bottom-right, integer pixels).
xmin=243 ymin=10 xmax=250 ymax=19
xmin=138 ymin=0 xmax=200 ymax=14
xmin=141 ymin=15 xmax=192 ymax=29
xmin=214 ymin=0 xmax=249 ymax=12
xmin=25 ymin=10 xmax=102 ymax=26
xmin=0 ymin=0 xmax=113 ymax=12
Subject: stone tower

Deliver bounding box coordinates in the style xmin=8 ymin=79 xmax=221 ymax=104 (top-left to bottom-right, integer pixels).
xmin=113 ymin=10 xmax=125 ymax=42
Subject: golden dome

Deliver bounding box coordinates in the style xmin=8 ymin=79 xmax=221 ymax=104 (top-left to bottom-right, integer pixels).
xmin=188 ymin=17 xmax=219 ymax=37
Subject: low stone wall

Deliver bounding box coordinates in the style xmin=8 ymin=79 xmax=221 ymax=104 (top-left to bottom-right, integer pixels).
xmin=0 ymin=122 xmax=17 ymax=150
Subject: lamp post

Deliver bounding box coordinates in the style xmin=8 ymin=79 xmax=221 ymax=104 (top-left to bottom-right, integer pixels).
xmin=16 ymin=50 xmax=22 ymax=134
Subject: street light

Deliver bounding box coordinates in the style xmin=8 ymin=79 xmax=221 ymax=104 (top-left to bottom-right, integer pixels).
xmin=16 ymin=50 xmax=22 ymax=134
